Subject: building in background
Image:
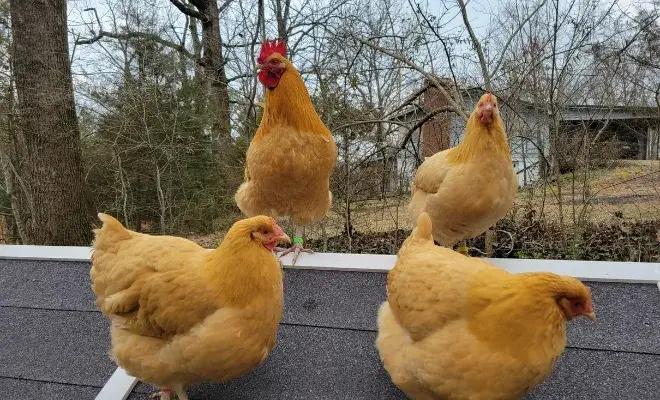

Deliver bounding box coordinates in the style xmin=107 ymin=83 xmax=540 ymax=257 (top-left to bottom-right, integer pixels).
xmin=394 ymin=80 xmax=660 ymax=191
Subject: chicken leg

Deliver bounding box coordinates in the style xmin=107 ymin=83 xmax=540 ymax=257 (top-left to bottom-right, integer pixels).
xmin=455 ymin=239 xmax=469 ymax=256
xmin=151 ymin=388 xmax=173 ymax=400
xmin=274 ymin=223 xmax=313 ymax=265
xmin=151 ymin=386 xmax=188 ymax=400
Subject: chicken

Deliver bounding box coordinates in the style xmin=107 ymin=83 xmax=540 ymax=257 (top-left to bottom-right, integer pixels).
xmin=90 ymin=213 xmax=290 ymax=400
xmin=376 ymin=212 xmax=596 ymax=400
xmin=235 ymin=39 xmax=337 ymax=265
xmin=408 ymin=92 xmax=517 ymax=255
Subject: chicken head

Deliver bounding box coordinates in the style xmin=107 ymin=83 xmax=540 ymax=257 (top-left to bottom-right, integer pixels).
xmin=475 ymin=92 xmax=499 ymax=125
xmin=558 ymin=285 xmax=596 ymax=321
xmin=257 ymin=39 xmax=287 ymax=89
xmin=248 ymin=216 xmax=291 ymax=251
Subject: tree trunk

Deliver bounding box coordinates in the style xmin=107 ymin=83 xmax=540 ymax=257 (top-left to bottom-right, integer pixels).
xmin=10 ymin=0 xmax=92 ymax=245
xmin=169 ymin=0 xmax=230 ymax=151
xmin=274 ymin=0 xmax=291 ymax=43
xmin=197 ymin=0 xmax=230 ymax=150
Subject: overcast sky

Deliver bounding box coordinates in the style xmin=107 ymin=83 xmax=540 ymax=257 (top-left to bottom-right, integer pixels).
xmin=65 ymin=0 xmax=656 ymax=109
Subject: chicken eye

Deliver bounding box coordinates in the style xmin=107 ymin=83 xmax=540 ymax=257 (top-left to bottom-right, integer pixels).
xmin=261 ymin=228 xmax=270 ymax=235
xmin=572 ymin=301 xmax=582 ymax=308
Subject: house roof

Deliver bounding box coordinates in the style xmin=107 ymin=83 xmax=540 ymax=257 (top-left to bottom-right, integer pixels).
xmin=1 ymin=252 xmax=660 ymax=399
xmin=393 ymin=80 xmax=660 ymax=127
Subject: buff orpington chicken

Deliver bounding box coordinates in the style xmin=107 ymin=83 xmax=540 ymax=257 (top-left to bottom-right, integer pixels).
xmin=377 ymin=212 xmax=596 ymax=400
xmin=235 ymin=39 xmax=337 ymax=265
xmin=90 ymin=213 xmax=290 ymax=400
xmin=408 ymin=92 xmax=517 ymax=255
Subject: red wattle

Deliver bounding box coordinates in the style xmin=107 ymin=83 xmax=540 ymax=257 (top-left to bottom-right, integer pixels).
xmin=258 ymin=70 xmax=280 ymax=89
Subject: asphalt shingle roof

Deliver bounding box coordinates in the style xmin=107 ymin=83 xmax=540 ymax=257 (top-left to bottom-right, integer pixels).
xmin=1 ymin=258 xmax=659 ymax=399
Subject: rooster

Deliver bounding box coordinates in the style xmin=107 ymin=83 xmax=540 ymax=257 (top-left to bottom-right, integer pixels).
xmin=235 ymin=39 xmax=337 ymax=265
xmin=408 ymin=92 xmax=517 ymax=255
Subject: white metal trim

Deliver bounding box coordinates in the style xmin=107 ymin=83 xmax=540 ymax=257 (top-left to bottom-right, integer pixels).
xmin=2 ymin=244 xmax=660 ymax=283
xmin=0 ymin=244 xmax=92 ymax=261
xmin=94 ymin=367 xmax=138 ymax=400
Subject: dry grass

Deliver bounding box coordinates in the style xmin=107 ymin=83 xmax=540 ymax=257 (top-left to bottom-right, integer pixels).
xmin=186 ymin=160 xmax=660 ymax=247
xmin=517 ymin=160 xmax=660 ymax=225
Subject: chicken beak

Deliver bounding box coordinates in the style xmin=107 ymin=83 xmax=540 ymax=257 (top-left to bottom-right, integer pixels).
xmin=277 ymin=232 xmax=292 ymax=244
xmin=584 ymin=312 xmax=596 ymax=321
xmin=255 ymin=63 xmax=264 ymax=72
xmin=271 ymin=221 xmax=291 ymax=244
xmin=480 ymin=104 xmax=494 ymax=124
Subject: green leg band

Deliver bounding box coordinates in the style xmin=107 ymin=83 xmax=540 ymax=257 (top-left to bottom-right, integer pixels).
xmin=293 ymin=236 xmax=304 ymax=244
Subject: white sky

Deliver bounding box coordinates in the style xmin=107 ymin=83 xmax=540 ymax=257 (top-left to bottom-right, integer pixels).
xmin=65 ymin=0 xmax=656 ymax=108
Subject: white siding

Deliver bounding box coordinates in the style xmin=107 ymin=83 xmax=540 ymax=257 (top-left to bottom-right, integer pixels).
xmin=448 ymin=103 xmax=550 ymax=187
xmin=395 ymin=125 xmax=420 ymax=192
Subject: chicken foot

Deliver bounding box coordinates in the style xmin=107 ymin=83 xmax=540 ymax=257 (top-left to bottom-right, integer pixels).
xmin=455 ymin=239 xmax=469 ymax=256
xmin=274 ymin=223 xmax=313 ymax=265
xmin=151 ymin=386 xmax=188 ymax=400
xmin=151 ymin=388 xmax=173 ymax=400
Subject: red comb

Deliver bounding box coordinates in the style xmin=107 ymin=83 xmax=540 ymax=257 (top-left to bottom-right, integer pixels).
xmin=258 ymin=39 xmax=287 ymax=63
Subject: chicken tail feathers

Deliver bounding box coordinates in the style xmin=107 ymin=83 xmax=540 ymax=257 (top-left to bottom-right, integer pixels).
xmin=413 ymin=212 xmax=433 ymax=242
xmin=93 ymin=213 xmax=132 ymax=252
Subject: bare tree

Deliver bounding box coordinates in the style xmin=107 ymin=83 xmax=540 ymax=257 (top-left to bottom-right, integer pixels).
xmin=77 ymin=0 xmax=233 ymax=152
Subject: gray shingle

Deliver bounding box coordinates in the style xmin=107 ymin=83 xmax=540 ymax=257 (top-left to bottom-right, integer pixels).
xmin=123 ymin=336 xmax=660 ymax=400
xmin=0 ymin=307 xmax=115 ymax=387
xmin=128 ymin=324 xmax=404 ymax=399
xmin=282 ymin=271 xmax=660 ymax=355
xmin=0 ymin=377 xmax=101 ymax=400
xmin=7 ymin=259 xmax=657 ymax=356
xmin=528 ymin=349 xmax=660 ymax=399
xmin=2 ymin=258 xmax=659 ymax=400
xmin=566 ymin=282 xmax=660 ymax=354
xmin=282 ymin=269 xmax=387 ymax=330
xmin=3 ymin=259 xmax=660 ymax=356
xmin=0 ymin=260 xmax=94 ymax=311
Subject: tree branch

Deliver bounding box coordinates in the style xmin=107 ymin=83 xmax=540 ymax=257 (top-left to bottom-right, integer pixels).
xmin=218 ymin=0 xmax=236 ymax=13
xmin=411 ymin=1 xmax=460 ymax=91
xmin=77 ymin=7 xmax=196 ymax=60
xmin=457 ymin=0 xmax=491 ymax=91
xmin=169 ymin=0 xmax=206 ymax=20
xmin=489 ymin=0 xmax=547 ymax=81
xmin=227 ymin=73 xmax=255 ymax=82
xmin=76 ymin=30 xmax=196 ymax=60
xmin=398 ymin=106 xmax=456 ymax=150
xmin=187 ymin=0 xmax=207 ymax=10
xmin=348 ymin=32 xmax=469 ymax=120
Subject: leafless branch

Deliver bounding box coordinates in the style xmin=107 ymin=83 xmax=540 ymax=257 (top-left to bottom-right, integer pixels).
xmin=218 ymin=0 xmax=236 ymax=13
xmin=398 ymin=106 xmax=456 ymax=150
xmin=77 ymin=30 xmax=196 ymax=60
xmin=489 ymin=0 xmax=548 ymax=81
xmin=410 ymin=1 xmax=460 ymax=90
xmin=497 ymin=229 xmax=516 ymax=257
xmin=457 ymin=0 xmax=491 ymax=90
xmin=227 ymin=73 xmax=255 ymax=82
xmin=76 ymin=8 xmax=195 ymax=60
xmin=258 ymin=0 xmax=266 ymax=43
xmin=347 ymin=32 xmax=469 ymax=120
xmin=168 ymin=0 xmax=206 ymax=21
